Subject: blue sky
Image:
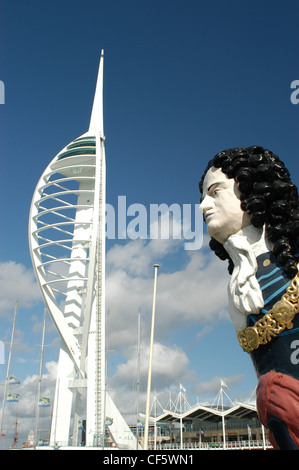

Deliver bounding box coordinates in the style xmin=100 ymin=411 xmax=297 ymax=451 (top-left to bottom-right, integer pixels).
xmin=0 ymin=0 xmax=298 ymax=445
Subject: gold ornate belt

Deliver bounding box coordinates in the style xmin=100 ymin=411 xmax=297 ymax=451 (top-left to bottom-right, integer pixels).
xmin=237 ymin=271 xmax=299 ymax=353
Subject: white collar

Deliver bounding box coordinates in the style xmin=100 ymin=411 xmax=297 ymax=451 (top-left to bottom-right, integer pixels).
xmin=232 ymin=225 xmax=273 ymax=257
xmin=223 ymin=225 xmax=272 ymax=332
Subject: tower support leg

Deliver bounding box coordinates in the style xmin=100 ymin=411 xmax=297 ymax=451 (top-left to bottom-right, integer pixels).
xmin=50 ymin=344 xmax=75 ymax=446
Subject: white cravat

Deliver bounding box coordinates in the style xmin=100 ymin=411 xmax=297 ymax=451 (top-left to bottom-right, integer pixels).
xmin=223 ymin=225 xmax=273 ymax=332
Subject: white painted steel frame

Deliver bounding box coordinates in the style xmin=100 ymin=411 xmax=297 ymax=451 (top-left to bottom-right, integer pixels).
xmin=29 ymin=52 xmax=140 ymax=450
xmin=29 ymin=53 xmax=105 ymax=447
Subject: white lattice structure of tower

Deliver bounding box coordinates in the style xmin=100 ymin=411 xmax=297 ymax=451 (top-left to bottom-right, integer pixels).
xmin=29 ymin=52 xmax=138 ymax=449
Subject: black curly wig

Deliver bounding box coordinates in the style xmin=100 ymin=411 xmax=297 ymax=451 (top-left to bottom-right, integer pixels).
xmin=199 ymin=146 xmax=299 ymax=278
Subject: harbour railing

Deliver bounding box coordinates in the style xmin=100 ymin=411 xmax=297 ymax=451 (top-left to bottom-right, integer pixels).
xmin=149 ymin=439 xmax=273 ymax=450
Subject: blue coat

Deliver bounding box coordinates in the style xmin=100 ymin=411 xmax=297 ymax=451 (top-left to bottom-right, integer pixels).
xmin=248 ymin=252 xmax=299 ymax=379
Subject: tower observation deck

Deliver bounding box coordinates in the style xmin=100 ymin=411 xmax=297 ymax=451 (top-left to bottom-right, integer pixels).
xmin=29 ymin=52 xmax=139 ymax=448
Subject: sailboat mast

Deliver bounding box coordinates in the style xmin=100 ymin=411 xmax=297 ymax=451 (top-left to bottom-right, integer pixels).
xmin=34 ymin=307 xmax=47 ymax=448
xmin=0 ymin=301 xmax=18 ymax=446
xmin=13 ymin=415 xmax=18 ymax=448
xmin=136 ymin=308 xmax=141 ymax=449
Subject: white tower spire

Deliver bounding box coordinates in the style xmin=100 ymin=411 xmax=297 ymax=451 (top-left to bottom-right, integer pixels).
xmin=29 ymin=52 xmax=139 ymax=448
xmin=89 ymin=49 xmax=104 ymax=136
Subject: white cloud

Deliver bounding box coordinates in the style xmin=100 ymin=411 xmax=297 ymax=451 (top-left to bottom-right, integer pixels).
xmin=105 ymin=237 xmax=231 ymax=419
xmin=154 ymin=250 xmax=229 ymax=329
xmin=106 ymin=237 xmax=181 ymax=277
xmin=0 ymin=261 xmax=41 ymax=316
xmin=109 ymin=341 xmax=190 ymax=392
xmin=194 ymin=374 xmax=245 ymax=396
xmin=108 ymin=340 xmax=193 ymax=423
xmin=0 ymin=235 xmax=238 ymax=433
xmin=195 ymin=325 xmax=214 ymax=342
xmin=0 ymin=361 xmax=57 ymax=448
xmin=106 ymin=238 xmax=229 ymax=352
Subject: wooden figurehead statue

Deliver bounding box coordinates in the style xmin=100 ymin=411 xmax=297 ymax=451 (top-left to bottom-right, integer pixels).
xmin=199 ymin=146 xmax=299 ymax=450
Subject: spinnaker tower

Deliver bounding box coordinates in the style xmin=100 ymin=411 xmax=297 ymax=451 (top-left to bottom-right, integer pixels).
xmin=29 ymin=51 xmax=138 ymax=448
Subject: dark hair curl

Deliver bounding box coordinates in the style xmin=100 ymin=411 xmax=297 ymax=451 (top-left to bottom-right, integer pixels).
xmin=199 ymin=146 xmax=299 ymax=278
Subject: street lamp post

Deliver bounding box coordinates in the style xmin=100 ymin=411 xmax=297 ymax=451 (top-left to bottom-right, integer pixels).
xmin=143 ymin=264 xmax=159 ymax=450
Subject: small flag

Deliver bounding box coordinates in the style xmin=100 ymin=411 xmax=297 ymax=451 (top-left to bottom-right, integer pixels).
xmin=38 ymin=397 xmax=50 ymax=407
xmin=105 ymin=417 xmax=113 ymax=426
xmin=247 ymin=425 xmax=251 ymax=437
xmin=8 ymin=376 xmax=20 ymax=385
xmin=38 ymin=438 xmax=49 ymax=446
xmin=220 ymin=379 xmax=229 ymax=389
xmin=7 ymin=393 xmax=20 ymax=402
xmin=137 ymin=419 xmax=144 ymax=428
xmin=78 ymin=420 xmax=84 ymax=431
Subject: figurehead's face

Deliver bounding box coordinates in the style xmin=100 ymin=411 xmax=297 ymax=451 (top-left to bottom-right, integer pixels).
xmin=200 ymin=167 xmax=251 ymax=244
